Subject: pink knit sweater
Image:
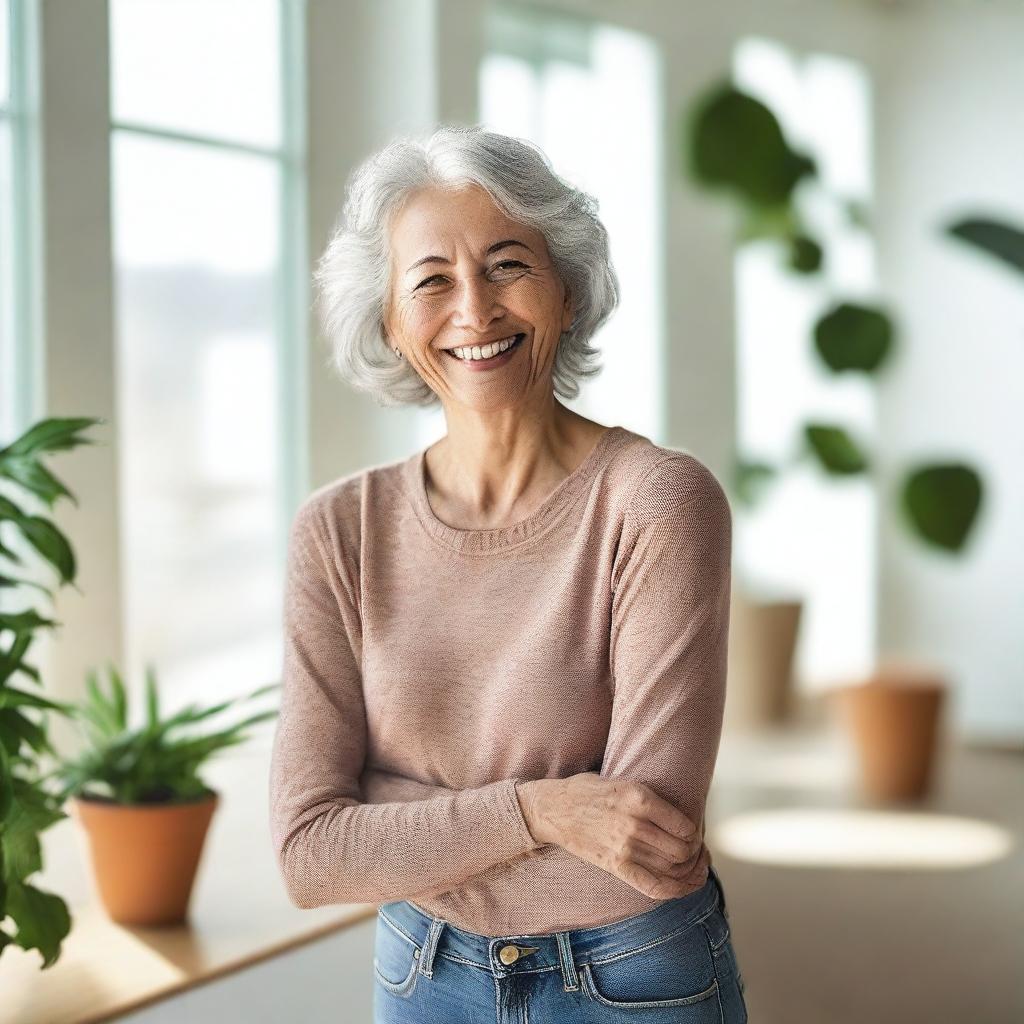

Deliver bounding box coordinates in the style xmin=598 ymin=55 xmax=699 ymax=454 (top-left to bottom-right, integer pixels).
xmin=268 ymin=424 xmax=733 ymax=936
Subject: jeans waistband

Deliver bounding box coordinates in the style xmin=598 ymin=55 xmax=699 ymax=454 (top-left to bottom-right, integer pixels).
xmin=376 ymin=866 xmax=727 ymax=990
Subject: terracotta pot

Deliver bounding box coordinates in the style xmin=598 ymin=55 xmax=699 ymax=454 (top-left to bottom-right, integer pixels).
xmin=828 ymin=661 xmax=946 ymax=801
xmin=69 ymin=789 xmax=219 ymax=925
xmin=724 ymin=588 xmax=803 ymax=730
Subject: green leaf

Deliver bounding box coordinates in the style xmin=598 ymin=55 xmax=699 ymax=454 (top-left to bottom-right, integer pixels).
xmin=5 ymin=879 xmax=72 ymax=969
xmin=15 ymin=516 xmax=76 ymax=586
xmin=84 ymin=668 xmax=120 ymax=738
xmin=0 ymin=416 xmax=104 ymax=460
xmin=813 ymin=302 xmax=894 ymax=373
xmin=0 ymin=629 xmax=37 ymax=686
xmin=845 ymin=199 xmax=871 ymax=230
xmin=0 ymin=686 xmax=76 ymax=715
xmin=0 ymin=456 xmax=74 ymax=509
xmin=733 ymin=459 xmax=778 ymax=508
xmin=0 ymin=608 xmax=59 ymax=636
xmin=944 ymin=216 xmax=1024 ymax=277
xmin=804 ymin=424 xmax=869 ymax=475
xmin=685 ymin=81 xmax=816 ymax=208
xmin=145 ymin=663 xmax=159 ymax=731
xmin=0 ymin=708 xmax=55 ymax=758
xmin=0 ymin=741 xmax=12 ymax=820
xmin=787 ymin=233 xmax=824 ymax=274
xmin=901 ymin=463 xmax=983 ymax=552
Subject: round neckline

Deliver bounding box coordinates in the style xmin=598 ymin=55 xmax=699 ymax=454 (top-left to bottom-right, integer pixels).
xmin=403 ymin=425 xmax=628 ymax=555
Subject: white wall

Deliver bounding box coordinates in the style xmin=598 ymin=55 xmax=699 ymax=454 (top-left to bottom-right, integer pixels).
xmin=871 ymin=0 xmax=1024 ymax=743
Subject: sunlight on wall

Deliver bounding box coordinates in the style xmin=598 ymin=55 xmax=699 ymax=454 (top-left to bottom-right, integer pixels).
xmin=732 ymin=36 xmax=877 ymax=691
xmin=713 ymin=808 xmax=1014 ymax=869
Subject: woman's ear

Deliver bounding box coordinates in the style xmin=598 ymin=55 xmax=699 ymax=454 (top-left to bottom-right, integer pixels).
xmin=561 ymin=285 xmax=575 ymax=332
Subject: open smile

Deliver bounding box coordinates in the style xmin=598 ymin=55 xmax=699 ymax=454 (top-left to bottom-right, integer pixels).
xmin=444 ymin=333 xmax=526 ymax=369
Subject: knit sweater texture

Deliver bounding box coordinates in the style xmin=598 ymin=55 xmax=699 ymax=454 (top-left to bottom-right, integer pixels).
xmin=268 ymin=424 xmax=733 ymax=936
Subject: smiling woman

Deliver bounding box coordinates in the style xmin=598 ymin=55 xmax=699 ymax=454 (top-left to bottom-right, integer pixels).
xmin=271 ymin=124 xmax=747 ymax=1024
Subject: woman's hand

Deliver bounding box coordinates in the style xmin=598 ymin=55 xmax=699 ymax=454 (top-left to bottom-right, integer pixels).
xmin=516 ymin=773 xmax=700 ymax=900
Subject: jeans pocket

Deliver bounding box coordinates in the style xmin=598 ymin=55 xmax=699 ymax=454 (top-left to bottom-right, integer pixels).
xmin=579 ymin=915 xmax=723 ymax=1019
xmin=374 ymin=910 xmax=421 ymax=1000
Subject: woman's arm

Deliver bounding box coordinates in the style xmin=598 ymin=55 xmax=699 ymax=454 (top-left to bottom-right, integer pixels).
xmin=268 ymin=500 xmax=542 ymax=910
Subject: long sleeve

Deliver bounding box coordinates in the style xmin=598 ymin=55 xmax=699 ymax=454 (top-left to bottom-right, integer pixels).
xmin=601 ymin=454 xmax=732 ymax=858
xmin=398 ymin=453 xmax=733 ymax=915
xmin=268 ymin=498 xmax=541 ymax=910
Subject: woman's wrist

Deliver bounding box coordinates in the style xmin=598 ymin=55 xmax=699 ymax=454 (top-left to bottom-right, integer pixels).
xmin=515 ymin=779 xmax=559 ymax=846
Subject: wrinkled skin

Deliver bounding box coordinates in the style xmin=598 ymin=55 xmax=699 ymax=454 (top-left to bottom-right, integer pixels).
xmin=518 ymin=773 xmax=700 ymax=901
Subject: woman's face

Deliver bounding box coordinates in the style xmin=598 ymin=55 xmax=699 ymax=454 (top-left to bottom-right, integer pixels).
xmin=384 ymin=184 xmax=574 ymax=411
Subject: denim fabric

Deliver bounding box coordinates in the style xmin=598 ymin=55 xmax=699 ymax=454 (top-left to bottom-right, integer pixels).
xmin=373 ymin=866 xmax=748 ymax=1023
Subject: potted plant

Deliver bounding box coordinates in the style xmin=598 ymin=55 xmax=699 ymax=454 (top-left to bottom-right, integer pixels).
xmin=1 ymin=415 xmax=104 ymax=969
xmin=683 ymin=80 xmax=986 ymax=799
xmin=52 ymin=662 xmax=278 ymax=926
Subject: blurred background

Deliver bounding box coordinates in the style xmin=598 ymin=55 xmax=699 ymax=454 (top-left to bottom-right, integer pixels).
xmin=1 ymin=1 xmax=1022 ymax=1022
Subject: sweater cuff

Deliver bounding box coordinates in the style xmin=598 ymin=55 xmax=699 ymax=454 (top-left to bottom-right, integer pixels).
xmin=506 ymin=779 xmax=543 ymax=852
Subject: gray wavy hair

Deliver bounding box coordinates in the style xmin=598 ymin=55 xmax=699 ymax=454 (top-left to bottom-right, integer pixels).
xmin=313 ymin=124 xmax=620 ymax=407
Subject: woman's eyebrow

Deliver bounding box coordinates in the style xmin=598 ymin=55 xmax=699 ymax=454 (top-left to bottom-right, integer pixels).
xmin=405 ymin=239 xmax=534 ymax=275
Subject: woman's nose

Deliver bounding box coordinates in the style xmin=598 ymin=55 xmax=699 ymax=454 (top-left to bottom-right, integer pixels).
xmin=451 ymin=274 xmax=505 ymax=331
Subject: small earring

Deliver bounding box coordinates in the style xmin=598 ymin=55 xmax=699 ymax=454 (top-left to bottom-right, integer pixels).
xmin=393 ymin=346 xmax=403 ymax=359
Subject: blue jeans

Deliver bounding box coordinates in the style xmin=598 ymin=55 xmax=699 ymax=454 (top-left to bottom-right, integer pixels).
xmin=373 ymin=865 xmax=748 ymax=1022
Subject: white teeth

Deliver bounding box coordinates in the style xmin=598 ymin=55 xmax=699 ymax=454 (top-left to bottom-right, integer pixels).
xmin=450 ymin=335 xmax=520 ymax=361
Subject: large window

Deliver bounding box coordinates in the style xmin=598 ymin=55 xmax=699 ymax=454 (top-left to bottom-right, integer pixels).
xmin=731 ymin=36 xmax=876 ymax=688
xmin=0 ymin=0 xmax=40 ymax=446
xmin=109 ymin=0 xmax=306 ymax=707
xmin=413 ymin=4 xmax=663 ymax=447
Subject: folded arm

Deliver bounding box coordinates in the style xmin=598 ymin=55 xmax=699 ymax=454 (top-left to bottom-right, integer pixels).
xmin=387 ymin=454 xmax=733 ymax=907
xmin=268 ymin=500 xmax=541 ymax=910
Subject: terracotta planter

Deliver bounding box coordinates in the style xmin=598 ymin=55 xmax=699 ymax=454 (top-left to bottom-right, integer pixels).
xmin=828 ymin=662 xmax=947 ymax=801
xmin=69 ymin=789 xmax=219 ymax=925
xmin=724 ymin=588 xmax=803 ymax=730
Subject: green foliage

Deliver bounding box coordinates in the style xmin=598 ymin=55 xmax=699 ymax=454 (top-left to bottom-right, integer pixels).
xmin=732 ymin=459 xmax=778 ymax=509
xmin=53 ymin=663 xmax=279 ymax=805
xmin=687 ymin=83 xmax=816 ymax=207
xmin=944 ymin=216 xmax=1024 ymax=276
xmin=901 ymin=464 xmax=983 ymax=553
xmin=814 ymin=302 xmax=893 ymax=373
xmin=0 ymin=416 xmax=104 ymax=968
xmin=804 ymin=424 xmax=869 ymax=475
xmin=682 ymin=78 xmax=985 ymax=555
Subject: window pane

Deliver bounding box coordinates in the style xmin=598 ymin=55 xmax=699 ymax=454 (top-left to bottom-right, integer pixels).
xmin=0 ymin=0 xmax=9 ymax=108
xmin=112 ymin=132 xmax=285 ymax=707
xmin=110 ymin=0 xmax=281 ymax=148
xmin=0 ymin=117 xmax=13 ymax=443
xmin=732 ymin=37 xmax=875 ymax=686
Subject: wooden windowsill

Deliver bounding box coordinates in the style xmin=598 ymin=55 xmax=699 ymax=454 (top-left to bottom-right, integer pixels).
xmin=2 ymin=737 xmax=376 ymax=1024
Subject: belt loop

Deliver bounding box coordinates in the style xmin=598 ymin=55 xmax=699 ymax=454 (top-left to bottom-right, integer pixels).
xmin=556 ymin=931 xmax=579 ymax=992
xmin=418 ymin=917 xmax=446 ymax=978
xmin=712 ymin=866 xmax=730 ymax=921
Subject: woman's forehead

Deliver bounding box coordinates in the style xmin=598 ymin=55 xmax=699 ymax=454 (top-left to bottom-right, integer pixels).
xmin=390 ymin=186 xmax=538 ymax=262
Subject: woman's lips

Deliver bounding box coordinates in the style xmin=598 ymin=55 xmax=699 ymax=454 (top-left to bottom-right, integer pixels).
xmin=445 ymin=333 xmax=525 ymax=369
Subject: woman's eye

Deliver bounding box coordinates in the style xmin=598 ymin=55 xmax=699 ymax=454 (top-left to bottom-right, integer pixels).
xmin=415 ymin=261 xmax=526 ymax=290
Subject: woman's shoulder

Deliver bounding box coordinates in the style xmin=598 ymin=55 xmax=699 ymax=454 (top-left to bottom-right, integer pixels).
xmin=289 ymin=454 xmax=408 ymax=548
xmin=608 ymin=431 xmax=731 ymax=529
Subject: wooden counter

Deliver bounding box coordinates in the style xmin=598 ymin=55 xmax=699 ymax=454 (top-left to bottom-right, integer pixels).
xmin=0 ymin=733 xmax=376 ymax=1024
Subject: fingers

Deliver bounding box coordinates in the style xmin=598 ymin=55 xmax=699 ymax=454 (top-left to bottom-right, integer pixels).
xmin=643 ymin=792 xmax=697 ymax=845
xmin=630 ymin=837 xmax=697 ymax=880
xmin=631 ymin=815 xmax=695 ymax=865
